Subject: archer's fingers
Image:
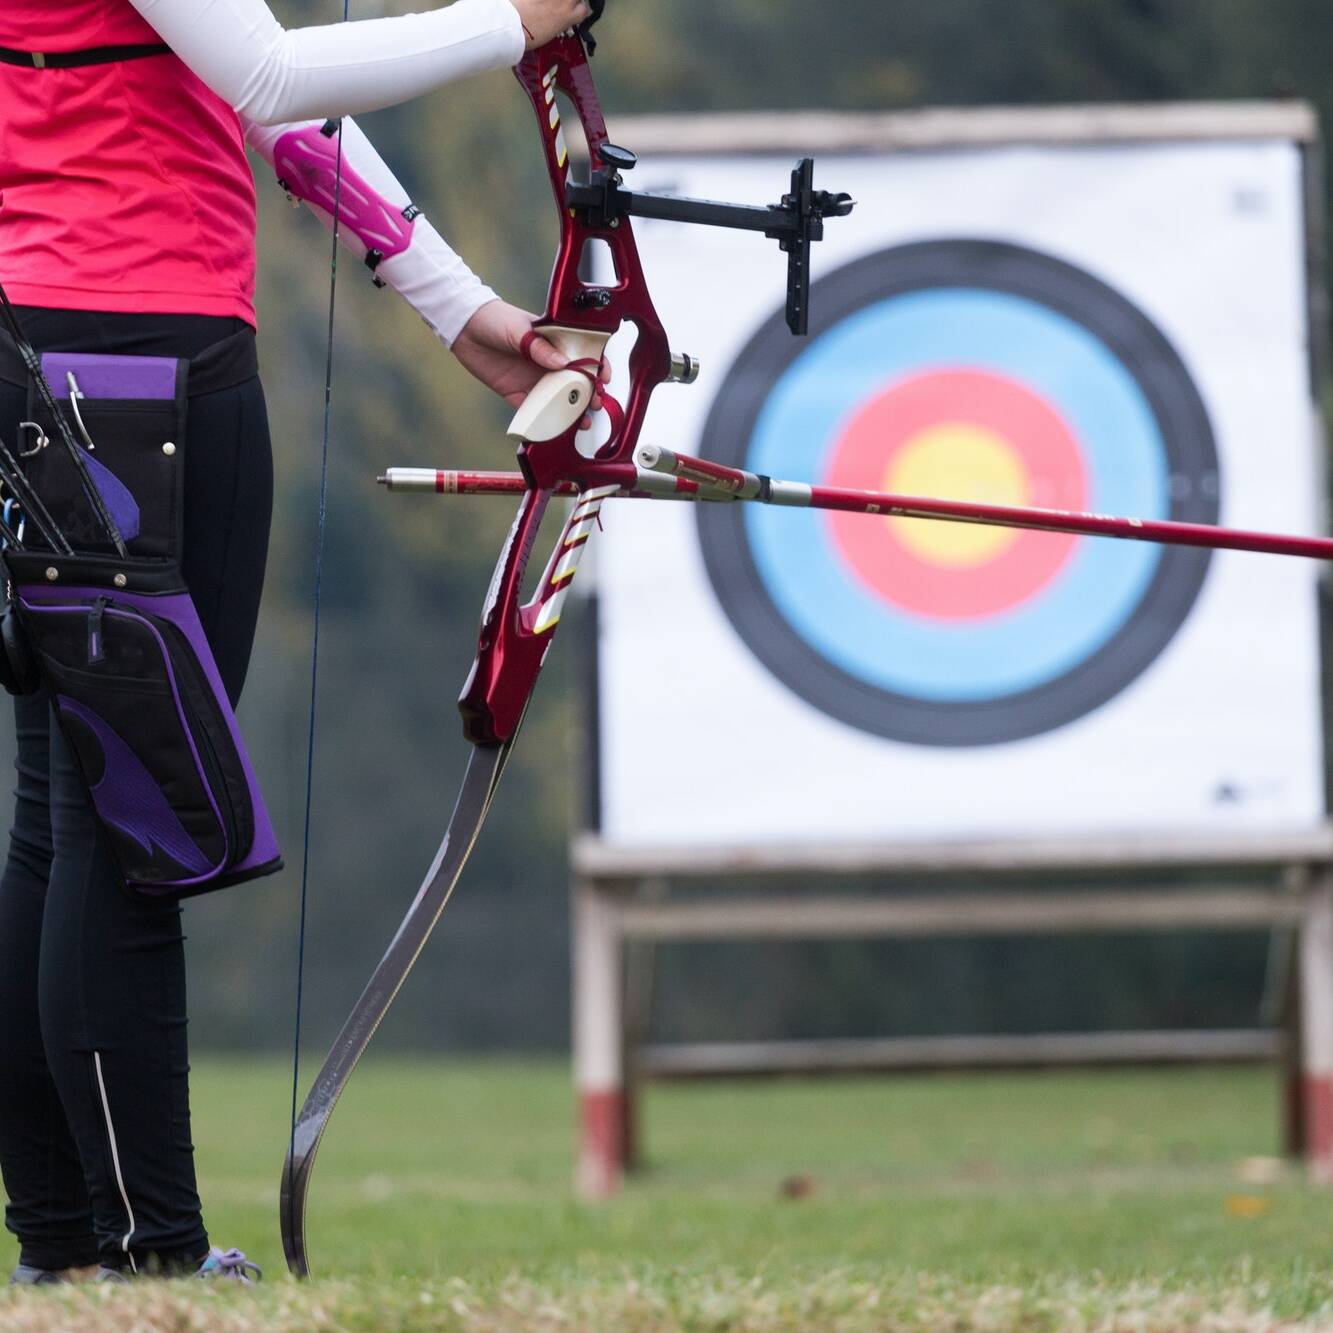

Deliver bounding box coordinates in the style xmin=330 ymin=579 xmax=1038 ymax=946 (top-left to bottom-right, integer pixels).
xmin=523 ymin=334 xmax=566 ymax=372
xmin=577 ymin=387 xmax=611 ymax=431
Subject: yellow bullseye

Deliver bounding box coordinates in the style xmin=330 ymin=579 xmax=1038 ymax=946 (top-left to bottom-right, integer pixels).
xmin=886 ymin=424 xmax=1027 ymax=567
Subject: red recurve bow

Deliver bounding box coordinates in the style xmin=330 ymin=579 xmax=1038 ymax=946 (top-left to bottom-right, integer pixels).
xmin=279 ymin=4 xmax=853 ymax=1276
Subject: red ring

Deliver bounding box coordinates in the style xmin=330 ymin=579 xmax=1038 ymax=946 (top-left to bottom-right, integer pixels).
xmin=824 ymin=369 xmax=1088 ymax=620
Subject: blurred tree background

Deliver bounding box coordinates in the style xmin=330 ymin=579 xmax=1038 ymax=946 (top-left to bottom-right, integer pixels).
xmin=163 ymin=0 xmax=1333 ymax=1054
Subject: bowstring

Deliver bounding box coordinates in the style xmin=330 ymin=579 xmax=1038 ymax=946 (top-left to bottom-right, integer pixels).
xmin=289 ymin=0 xmax=352 ymax=1195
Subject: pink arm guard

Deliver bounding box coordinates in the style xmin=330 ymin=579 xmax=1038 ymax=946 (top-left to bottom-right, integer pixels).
xmin=273 ymin=121 xmax=417 ymax=282
xmin=249 ymin=113 xmax=499 ymax=344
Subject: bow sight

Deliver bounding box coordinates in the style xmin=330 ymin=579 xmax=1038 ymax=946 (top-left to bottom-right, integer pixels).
xmin=566 ymin=0 xmax=853 ymax=334
xmin=566 ymin=146 xmax=855 ymax=336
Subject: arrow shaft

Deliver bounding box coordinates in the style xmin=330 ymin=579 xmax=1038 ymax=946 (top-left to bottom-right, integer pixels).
xmin=800 ymin=485 xmax=1333 ymax=561
xmin=641 ymin=446 xmax=1333 ymax=562
xmin=382 ymin=462 xmax=1333 ymax=563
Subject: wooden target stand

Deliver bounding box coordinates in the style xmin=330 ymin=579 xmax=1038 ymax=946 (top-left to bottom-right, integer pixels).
xmin=567 ymin=98 xmax=1332 ymax=1197
xmin=571 ymin=830 xmax=1333 ymax=1197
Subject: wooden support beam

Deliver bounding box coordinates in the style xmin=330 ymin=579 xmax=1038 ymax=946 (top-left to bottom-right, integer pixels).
xmin=611 ymin=889 xmax=1303 ymax=941
xmin=598 ymin=101 xmax=1319 ymax=157
xmin=572 ymin=830 xmax=1333 ymax=880
xmin=638 ymin=1029 xmax=1283 ymax=1079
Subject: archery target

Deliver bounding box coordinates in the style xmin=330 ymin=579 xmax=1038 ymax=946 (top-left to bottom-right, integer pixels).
xmin=697 ymin=240 xmax=1221 ymax=746
xmin=589 ymin=125 xmax=1324 ymax=848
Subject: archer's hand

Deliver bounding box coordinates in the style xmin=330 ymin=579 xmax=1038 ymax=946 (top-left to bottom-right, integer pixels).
xmin=509 ymin=0 xmax=593 ymax=50
xmin=452 ymin=298 xmax=608 ymax=419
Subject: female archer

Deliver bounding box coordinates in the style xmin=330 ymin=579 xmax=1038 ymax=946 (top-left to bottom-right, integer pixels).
xmin=0 ymin=0 xmax=592 ymax=1283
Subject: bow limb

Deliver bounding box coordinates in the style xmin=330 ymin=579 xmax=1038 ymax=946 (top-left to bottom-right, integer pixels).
xmin=280 ymin=738 xmax=513 ymax=1276
xmin=283 ymin=485 xmax=620 ymax=1276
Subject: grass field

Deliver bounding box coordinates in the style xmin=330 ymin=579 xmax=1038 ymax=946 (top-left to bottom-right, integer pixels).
xmin=3 ymin=1059 xmax=1332 ymax=1329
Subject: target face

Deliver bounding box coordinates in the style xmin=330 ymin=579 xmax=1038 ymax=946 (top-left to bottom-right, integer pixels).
xmin=697 ymin=240 xmax=1220 ymax=746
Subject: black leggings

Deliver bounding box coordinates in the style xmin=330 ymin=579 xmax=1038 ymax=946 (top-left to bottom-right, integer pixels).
xmin=0 ymin=309 xmax=273 ymax=1272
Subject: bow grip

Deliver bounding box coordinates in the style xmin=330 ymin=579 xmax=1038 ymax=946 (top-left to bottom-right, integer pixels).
xmin=506 ymin=326 xmax=611 ymax=443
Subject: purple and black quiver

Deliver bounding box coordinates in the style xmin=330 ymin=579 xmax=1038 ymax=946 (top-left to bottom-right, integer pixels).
xmin=0 ymin=339 xmax=282 ymax=897
xmin=8 ymin=551 xmax=281 ymax=895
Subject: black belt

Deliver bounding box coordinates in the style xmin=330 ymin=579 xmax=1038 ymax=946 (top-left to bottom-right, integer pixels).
xmin=0 ymin=328 xmax=260 ymax=398
xmin=0 ymin=42 xmax=170 ymax=70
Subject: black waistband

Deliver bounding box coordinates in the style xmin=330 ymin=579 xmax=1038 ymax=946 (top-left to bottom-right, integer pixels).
xmin=0 ymin=43 xmax=171 ymax=70
xmin=0 ymin=327 xmax=259 ymax=398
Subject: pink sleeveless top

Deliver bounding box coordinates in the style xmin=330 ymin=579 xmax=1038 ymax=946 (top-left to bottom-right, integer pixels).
xmin=0 ymin=1 xmax=258 ymax=323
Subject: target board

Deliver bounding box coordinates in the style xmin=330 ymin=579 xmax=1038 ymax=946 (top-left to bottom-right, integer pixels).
xmin=588 ymin=120 xmax=1325 ymax=847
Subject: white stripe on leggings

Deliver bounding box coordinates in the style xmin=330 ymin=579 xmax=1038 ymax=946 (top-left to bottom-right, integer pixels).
xmin=92 ymin=1052 xmax=138 ymax=1274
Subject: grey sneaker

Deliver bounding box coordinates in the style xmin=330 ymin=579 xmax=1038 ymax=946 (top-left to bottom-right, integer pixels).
xmin=195 ymin=1248 xmax=260 ymax=1283
xmin=8 ymin=1264 xmax=64 ymax=1286
xmin=95 ymin=1267 xmax=129 ymax=1283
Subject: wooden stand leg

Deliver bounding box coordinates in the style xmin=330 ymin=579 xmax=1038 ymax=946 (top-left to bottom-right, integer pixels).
xmin=573 ymin=877 xmax=626 ymax=1198
xmin=1299 ymin=873 xmax=1333 ymax=1181
xmin=1283 ymin=936 xmax=1307 ymax=1157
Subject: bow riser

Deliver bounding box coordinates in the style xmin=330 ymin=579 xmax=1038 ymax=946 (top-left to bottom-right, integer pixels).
xmin=458 ymin=484 xmax=549 ymax=743
xmin=459 ymin=37 xmax=670 ymax=745
xmin=459 ymin=475 xmax=627 ymax=743
xmin=521 ymin=45 xmax=671 ymax=376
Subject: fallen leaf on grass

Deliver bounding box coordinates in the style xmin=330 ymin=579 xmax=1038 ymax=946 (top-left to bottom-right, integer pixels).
xmin=1224 ymin=1194 xmax=1273 ymax=1218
